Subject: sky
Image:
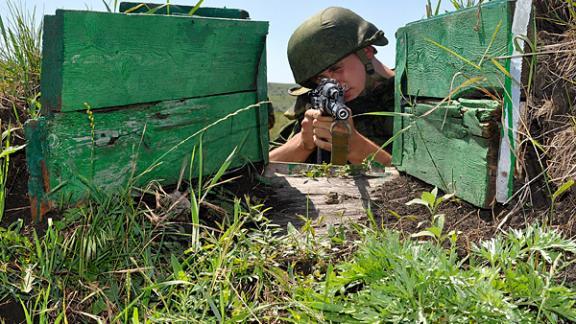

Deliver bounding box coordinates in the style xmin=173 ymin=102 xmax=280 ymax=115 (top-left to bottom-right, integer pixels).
xmin=0 ymin=0 xmax=457 ymax=83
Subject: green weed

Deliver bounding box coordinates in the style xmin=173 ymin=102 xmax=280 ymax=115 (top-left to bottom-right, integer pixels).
xmin=406 ymin=186 xmax=454 ymax=217
xmin=292 ymin=225 xmax=576 ymax=322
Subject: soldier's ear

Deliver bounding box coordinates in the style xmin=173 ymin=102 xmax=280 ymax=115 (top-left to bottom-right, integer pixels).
xmin=363 ymin=46 xmax=376 ymax=59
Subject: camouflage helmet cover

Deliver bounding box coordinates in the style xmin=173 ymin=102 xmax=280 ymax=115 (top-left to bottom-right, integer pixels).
xmin=287 ymin=7 xmax=388 ymax=87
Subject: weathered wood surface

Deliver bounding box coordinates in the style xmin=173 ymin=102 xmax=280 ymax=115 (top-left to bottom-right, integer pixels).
xmin=26 ymin=93 xmax=269 ymax=215
xmin=263 ymin=163 xmax=399 ymax=232
xmin=397 ymin=0 xmax=513 ymax=98
xmin=397 ymin=99 xmax=500 ymax=208
xmin=119 ymin=2 xmax=249 ymax=19
xmin=392 ymin=27 xmax=408 ymax=168
xmin=40 ymin=10 xmax=268 ymax=112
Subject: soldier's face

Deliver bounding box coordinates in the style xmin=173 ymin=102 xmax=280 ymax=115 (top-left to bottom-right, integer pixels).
xmin=315 ymin=53 xmax=367 ymax=102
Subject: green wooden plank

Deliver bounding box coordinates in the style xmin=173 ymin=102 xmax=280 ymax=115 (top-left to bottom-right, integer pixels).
xmin=400 ymin=100 xmax=500 ymax=208
xmin=24 ymin=118 xmax=51 ymax=220
xmin=401 ymin=0 xmax=513 ymax=98
xmin=26 ymin=92 xmax=267 ymax=206
xmin=256 ymin=45 xmax=269 ymax=165
xmin=119 ymin=2 xmax=250 ymax=19
xmin=42 ymin=10 xmax=268 ymax=112
xmin=391 ymin=29 xmax=407 ymax=168
xmin=39 ymin=15 xmax=62 ymax=114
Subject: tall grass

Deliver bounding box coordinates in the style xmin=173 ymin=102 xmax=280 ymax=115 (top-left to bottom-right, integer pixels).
xmin=0 ymin=0 xmax=42 ymax=124
xmin=0 ymin=123 xmax=25 ymax=223
xmin=3 ymin=196 xmax=575 ymax=322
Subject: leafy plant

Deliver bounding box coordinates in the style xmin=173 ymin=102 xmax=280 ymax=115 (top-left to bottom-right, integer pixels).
xmin=411 ymin=213 xmax=460 ymax=245
xmin=406 ymin=187 xmax=454 ymax=216
xmin=293 ymin=225 xmax=576 ymax=323
xmin=302 ymin=163 xmax=349 ymax=179
xmin=471 ymin=225 xmax=576 ymax=321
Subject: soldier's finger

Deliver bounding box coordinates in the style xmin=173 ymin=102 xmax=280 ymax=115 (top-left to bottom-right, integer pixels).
xmin=304 ymin=109 xmax=323 ymax=119
xmin=313 ymin=119 xmax=332 ymax=131
xmin=314 ymin=127 xmax=332 ymax=141
xmin=316 ymin=115 xmax=333 ymax=123
xmin=313 ymin=136 xmax=332 ymax=152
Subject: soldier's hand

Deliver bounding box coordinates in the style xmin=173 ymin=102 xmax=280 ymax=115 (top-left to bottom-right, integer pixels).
xmin=305 ymin=109 xmax=333 ymax=151
xmin=299 ymin=109 xmax=320 ymax=150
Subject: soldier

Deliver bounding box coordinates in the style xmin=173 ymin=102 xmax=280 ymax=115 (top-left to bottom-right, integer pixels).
xmin=269 ymin=7 xmax=395 ymax=166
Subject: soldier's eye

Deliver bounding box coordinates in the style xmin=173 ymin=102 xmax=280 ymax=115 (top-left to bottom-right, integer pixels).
xmin=329 ymin=66 xmax=342 ymax=73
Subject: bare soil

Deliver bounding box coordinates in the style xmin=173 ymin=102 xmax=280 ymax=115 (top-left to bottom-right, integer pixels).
xmin=2 ymin=149 xmax=30 ymax=226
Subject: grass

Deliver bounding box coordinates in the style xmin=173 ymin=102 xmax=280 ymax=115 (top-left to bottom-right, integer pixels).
xmin=292 ymin=225 xmax=576 ymax=323
xmin=0 ymin=0 xmax=42 ymax=124
xmin=1 ymin=193 xmax=575 ymax=322
xmin=267 ymin=83 xmax=296 ymax=140
xmin=268 ymin=83 xmax=296 ymax=114
xmin=426 ymin=0 xmax=487 ymax=17
xmin=0 ymin=123 xmax=25 ymax=223
xmin=0 ymin=0 xmax=39 ymax=223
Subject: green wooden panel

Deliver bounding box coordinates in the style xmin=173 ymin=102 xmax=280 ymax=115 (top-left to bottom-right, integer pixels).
xmin=399 ymin=99 xmax=500 ymax=208
xmin=256 ymin=44 xmax=270 ymax=165
xmin=400 ymin=0 xmax=513 ymax=98
xmin=40 ymin=10 xmax=268 ymax=112
xmin=39 ymin=15 xmax=63 ymax=115
xmin=391 ymin=29 xmax=408 ymax=167
xmin=24 ymin=119 xmax=50 ymax=219
xmin=26 ymin=92 xmax=268 ymax=206
xmin=119 ymin=2 xmax=250 ymax=19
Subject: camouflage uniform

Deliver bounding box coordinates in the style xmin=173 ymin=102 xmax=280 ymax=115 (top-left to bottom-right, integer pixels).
xmin=272 ymin=77 xmax=395 ymax=164
xmin=272 ymin=7 xmax=394 ymax=164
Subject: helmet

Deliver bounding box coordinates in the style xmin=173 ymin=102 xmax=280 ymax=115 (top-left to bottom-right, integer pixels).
xmin=287 ymin=7 xmax=388 ymax=87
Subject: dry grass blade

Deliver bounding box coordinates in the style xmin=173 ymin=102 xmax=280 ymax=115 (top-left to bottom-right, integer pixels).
xmin=512 ymin=0 xmax=576 ymax=214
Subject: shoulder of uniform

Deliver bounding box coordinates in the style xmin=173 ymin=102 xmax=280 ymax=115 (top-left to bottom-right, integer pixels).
xmin=284 ymin=95 xmax=311 ymax=120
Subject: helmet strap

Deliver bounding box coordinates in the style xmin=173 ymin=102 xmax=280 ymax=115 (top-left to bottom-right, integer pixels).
xmin=355 ymin=49 xmax=378 ymax=96
xmin=355 ymin=49 xmax=375 ymax=75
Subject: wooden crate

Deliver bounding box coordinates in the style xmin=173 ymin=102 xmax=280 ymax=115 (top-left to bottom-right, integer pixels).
xmin=392 ymin=0 xmax=516 ymax=208
xmin=399 ymin=100 xmax=501 ymax=207
xmin=26 ymin=7 xmax=269 ymax=218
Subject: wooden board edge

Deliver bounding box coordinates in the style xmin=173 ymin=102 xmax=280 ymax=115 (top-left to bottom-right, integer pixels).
xmin=256 ymin=38 xmax=270 ymax=165
xmin=24 ymin=118 xmax=53 ymax=221
xmin=392 ymin=28 xmax=407 ymax=168
xmin=39 ymin=14 xmax=63 ymax=114
xmin=403 ymin=0 xmax=514 ymax=28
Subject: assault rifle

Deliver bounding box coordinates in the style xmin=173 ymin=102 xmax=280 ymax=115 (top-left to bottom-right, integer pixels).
xmin=309 ymin=78 xmax=351 ymax=165
xmin=309 ymin=78 xmax=350 ymax=120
